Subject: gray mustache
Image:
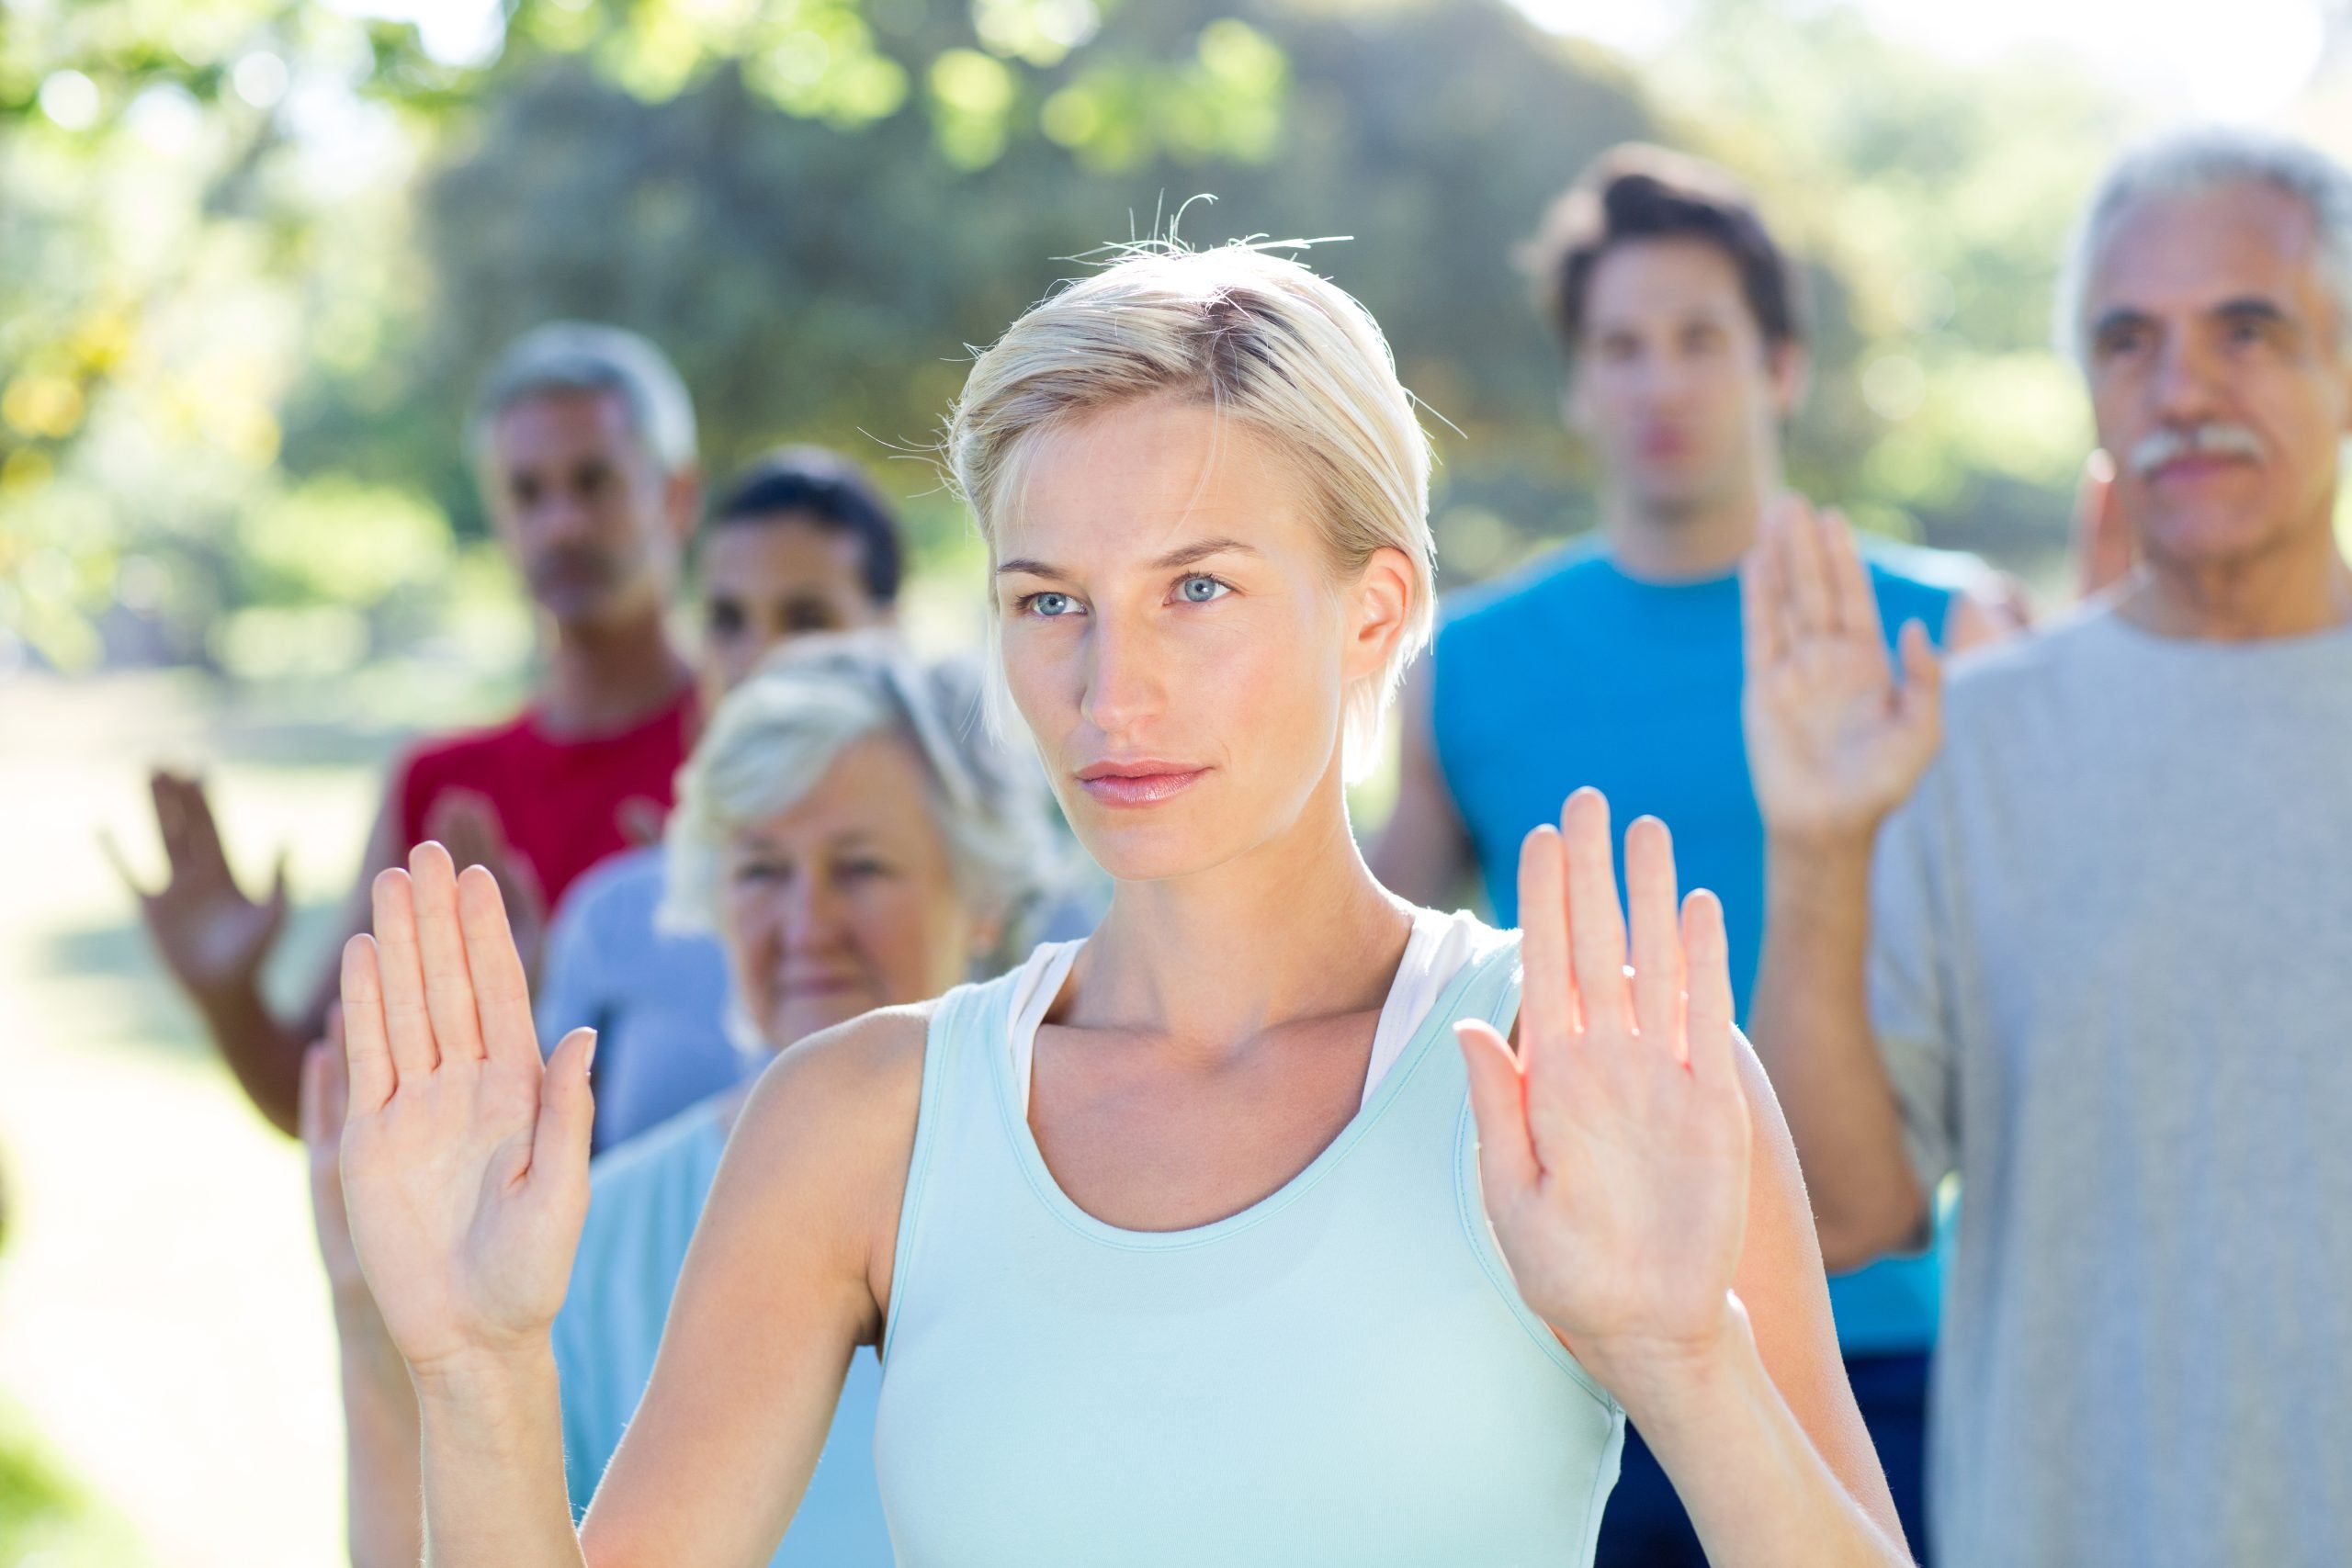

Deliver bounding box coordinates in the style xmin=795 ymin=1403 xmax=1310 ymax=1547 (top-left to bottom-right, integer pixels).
xmin=2129 ymin=423 xmax=2264 ymax=477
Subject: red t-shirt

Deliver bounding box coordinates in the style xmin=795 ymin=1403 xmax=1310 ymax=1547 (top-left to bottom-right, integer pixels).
xmin=393 ymin=687 xmax=697 ymax=914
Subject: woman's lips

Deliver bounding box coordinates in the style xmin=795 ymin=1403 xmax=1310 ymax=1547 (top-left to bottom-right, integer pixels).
xmin=2151 ymin=456 xmax=2255 ymax=484
xmin=1075 ymin=764 xmax=1208 ymax=807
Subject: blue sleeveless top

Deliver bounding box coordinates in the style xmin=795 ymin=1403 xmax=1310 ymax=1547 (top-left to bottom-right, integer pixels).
xmin=553 ymin=1103 xmax=891 ymax=1564
xmin=1431 ymin=539 xmax=1965 ymax=1357
xmin=874 ymin=925 xmax=1623 ymax=1566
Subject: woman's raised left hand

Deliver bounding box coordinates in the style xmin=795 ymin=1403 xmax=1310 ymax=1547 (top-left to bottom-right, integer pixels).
xmin=1458 ymin=788 xmax=1753 ymax=1404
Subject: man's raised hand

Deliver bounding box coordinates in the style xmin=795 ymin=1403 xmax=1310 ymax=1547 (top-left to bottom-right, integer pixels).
xmin=1741 ymin=496 xmax=1944 ymax=845
xmin=112 ymin=770 xmax=288 ymax=1005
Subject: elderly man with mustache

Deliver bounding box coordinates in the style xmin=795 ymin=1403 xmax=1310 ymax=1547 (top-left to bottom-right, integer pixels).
xmin=1741 ymin=128 xmax=2352 ymax=1568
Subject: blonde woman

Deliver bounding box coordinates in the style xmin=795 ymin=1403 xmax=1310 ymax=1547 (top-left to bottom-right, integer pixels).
xmin=304 ymin=636 xmax=1050 ymax=1567
xmin=333 ymin=245 xmax=1909 ymax=1565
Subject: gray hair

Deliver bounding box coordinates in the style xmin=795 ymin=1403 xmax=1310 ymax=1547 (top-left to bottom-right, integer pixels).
xmin=467 ymin=321 xmax=699 ymax=477
xmin=2056 ymin=127 xmax=2352 ymax=364
xmin=661 ymin=632 xmax=1061 ymax=976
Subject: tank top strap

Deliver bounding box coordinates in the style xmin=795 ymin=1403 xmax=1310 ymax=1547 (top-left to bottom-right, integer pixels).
xmin=873 ymin=920 xmax=1624 ymax=1565
xmin=882 ymin=965 xmax=1029 ymax=1364
xmin=1421 ymin=931 xmax=1621 ymax=1415
xmin=1359 ymin=922 xmax=1523 ymax=1134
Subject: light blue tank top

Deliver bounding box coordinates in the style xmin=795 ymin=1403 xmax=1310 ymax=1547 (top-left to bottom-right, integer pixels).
xmin=874 ymin=923 xmax=1623 ymax=1566
xmin=553 ymin=1101 xmax=892 ymax=1565
xmin=1431 ymin=539 xmax=1966 ymax=1358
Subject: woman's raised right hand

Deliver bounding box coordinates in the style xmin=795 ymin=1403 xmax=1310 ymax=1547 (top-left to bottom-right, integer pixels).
xmin=336 ymin=840 xmax=596 ymax=1379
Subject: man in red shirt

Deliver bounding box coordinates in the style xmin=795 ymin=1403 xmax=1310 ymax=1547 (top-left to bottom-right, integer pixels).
xmin=120 ymin=322 xmax=702 ymax=1134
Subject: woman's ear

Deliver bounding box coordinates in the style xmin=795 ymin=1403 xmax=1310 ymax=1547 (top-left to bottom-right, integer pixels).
xmin=1769 ymin=342 xmax=1810 ymax=422
xmin=1344 ymin=544 xmax=1419 ymax=683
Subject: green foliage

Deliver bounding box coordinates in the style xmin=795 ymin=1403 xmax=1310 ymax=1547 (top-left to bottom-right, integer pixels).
xmin=0 ymin=1394 xmax=145 ymax=1565
xmin=1639 ymin=0 xmax=2121 ymax=556
xmin=2 ymin=0 xmax=2130 ymax=676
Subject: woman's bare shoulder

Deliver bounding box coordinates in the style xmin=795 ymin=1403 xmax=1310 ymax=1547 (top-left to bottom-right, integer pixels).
xmin=733 ymin=1001 xmax=939 ymax=1172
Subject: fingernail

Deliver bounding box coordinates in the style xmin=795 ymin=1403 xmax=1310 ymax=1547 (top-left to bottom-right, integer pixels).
xmin=583 ymin=1031 xmax=598 ymax=1075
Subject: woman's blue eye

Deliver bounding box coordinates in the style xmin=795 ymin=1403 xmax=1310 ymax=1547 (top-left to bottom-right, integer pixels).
xmin=1178 ymin=575 xmax=1230 ymax=604
xmin=1027 ymin=591 xmax=1080 ymax=617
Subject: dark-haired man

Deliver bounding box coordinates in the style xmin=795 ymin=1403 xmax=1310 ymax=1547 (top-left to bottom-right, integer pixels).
xmin=122 ymin=322 xmax=704 ymax=1135
xmin=535 ymin=446 xmax=908 ymax=1151
xmin=1374 ymin=143 xmax=2014 ymax=1564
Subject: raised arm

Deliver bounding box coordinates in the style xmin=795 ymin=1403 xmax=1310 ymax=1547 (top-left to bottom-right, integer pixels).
xmin=124 ymin=768 xmax=554 ymax=1134
xmin=336 ymin=840 xmax=901 ymax=1568
xmin=112 ymin=769 xmax=390 ymax=1133
xmin=300 ymin=1027 xmax=422 ymax=1568
xmin=579 ymin=1009 xmax=922 ymax=1562
xmin=335 ymin=842 xmax=596 ymax=1566
xmin=1740 ymin=499 xmax=1940 ymax=1269
xmin=1368 ymin=656 xmax=1476 ymax=906
xmin=1457 ymin=788 xmax=1908 ymax=1567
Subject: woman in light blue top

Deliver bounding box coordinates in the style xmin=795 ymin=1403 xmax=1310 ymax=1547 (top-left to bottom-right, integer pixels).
xmin=331 ymin=243 xmax=1912 ymax=1566
xmin=301 ymin=635 xmax=1056 ymax=1568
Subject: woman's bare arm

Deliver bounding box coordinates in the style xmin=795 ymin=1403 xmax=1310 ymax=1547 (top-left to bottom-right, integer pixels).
xmin=300 ymin=1036 xmax=424 ymax=1568
xmin=1458 ymin=792 xmax=1907 ymax=1568
xmin=1704 ymin=1032 xmax=1906 ymax=1551
xmin=580 ymin=1009 xmax=927 ymax=1563
xmin=334 ymin=845 xmax=913 ymax=1567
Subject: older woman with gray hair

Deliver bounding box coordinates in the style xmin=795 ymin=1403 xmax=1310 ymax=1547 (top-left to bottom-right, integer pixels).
xmin=301 ymin=634 xmax=1057 ymax=1568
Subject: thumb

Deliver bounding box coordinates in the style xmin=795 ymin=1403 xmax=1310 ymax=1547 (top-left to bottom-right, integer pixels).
xmin=266 ymin=850 xmax=292 ymax=933
xmin=1457 ymin=1020 xmax=1539 ymax=1198
xmin=531 ymin=1027 xmax=597 ymax=1193
xmin=98 ymin=828 xmax=152 ymax=902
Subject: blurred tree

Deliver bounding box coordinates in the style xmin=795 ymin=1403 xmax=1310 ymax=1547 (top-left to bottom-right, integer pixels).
xmin=1632 ymin=0 xmax=2122 ymax=569
xmin=2 ymin=0 xmax=2131 ymax=676
xmin=284 ymin=0 xmax=1657 ymax=570
xmin=0 ymin=0 xmax=1295 ymax=671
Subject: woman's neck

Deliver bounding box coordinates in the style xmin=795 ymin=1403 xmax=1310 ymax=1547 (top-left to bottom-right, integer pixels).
xmin=537 ymin=604 xmax=693 ymax=737
xmin=1070 ymin=775 xmax=1413 ymax=1061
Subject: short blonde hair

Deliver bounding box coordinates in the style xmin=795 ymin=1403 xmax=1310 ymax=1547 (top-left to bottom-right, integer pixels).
xmin=661 ymin=633 xmax=1059 ymax=974
xmin=945 ymin=243 xmax=1437 ymax=783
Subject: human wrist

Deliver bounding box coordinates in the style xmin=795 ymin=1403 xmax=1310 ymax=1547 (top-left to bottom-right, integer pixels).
xmin=1576 ymin=1296 xmax=1758 ymax=1434
xmin=1764 ymin=815 xmax=1882 ymax=866
xmin=1764 ymin=827 xmax=1879 ymax=916
xmin=189 ymin=967 xmax=269 ymax=1021
xmin=407 ymin=1337 xmax=560 ymax=1418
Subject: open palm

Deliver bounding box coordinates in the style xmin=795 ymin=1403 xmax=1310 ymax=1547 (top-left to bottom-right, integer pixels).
xmin=336 ymin=841 xmax=595 ymax=1377
xmin=113 ymin=771 xmax=288 ymax=1002
xmin=1460 ymin=789 xmax=1751 ymax=1377
xmin=1741 ymin=497 xmax=1944 ymax=842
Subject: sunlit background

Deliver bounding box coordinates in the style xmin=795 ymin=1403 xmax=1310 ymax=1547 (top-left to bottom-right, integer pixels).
xmin=4 ymin=0 xmax=2349 ymax=1561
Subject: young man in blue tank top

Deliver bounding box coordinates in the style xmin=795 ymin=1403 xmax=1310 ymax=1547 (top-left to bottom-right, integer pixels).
xmin=1374 ymin=144 xmax=2017 ymax=1565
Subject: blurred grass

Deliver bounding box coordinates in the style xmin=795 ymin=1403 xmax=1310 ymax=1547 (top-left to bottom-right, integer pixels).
xmin=0 ymin=669 xmax=504 ymax=1568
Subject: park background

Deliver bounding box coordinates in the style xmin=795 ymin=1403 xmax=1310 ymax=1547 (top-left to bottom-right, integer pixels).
xmin=4 ymin=0 xmax=2350 ymax=1561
